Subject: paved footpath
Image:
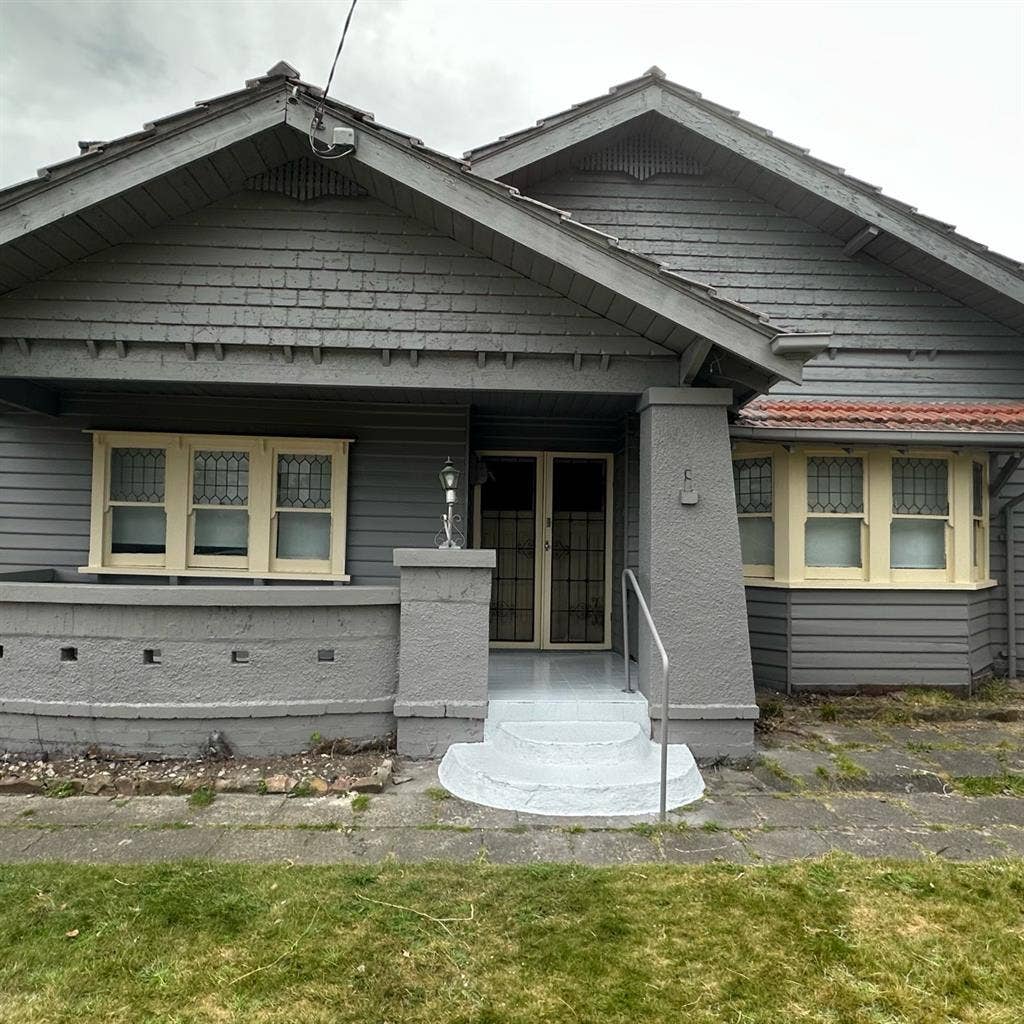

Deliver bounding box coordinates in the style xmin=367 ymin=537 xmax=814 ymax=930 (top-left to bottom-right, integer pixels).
xmin=2 ymin=754 xmax=1023 ymax=866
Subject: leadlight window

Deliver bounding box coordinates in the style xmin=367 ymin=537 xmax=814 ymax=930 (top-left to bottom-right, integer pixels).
xmin=890 ymin=458 xmax=948 ymax=570
xmin=88 ymin=432 xmax=351 ymax=580
xmin=735 ymin=445 xmax=992 ymax=589
xmin=805 ymin=456 xmax=864 ymax=570
xmin=274 ymin=453 xmax=333 ymax=564
xmin=108 ymin=448 xmax=167 ymax=561
xmin=733 ymin=457 xmax=773 ymax=573
xmin=190 ymin=449 xmax=251 ymax=565
xmin=972 ymin=460 xmax=988 ymax=575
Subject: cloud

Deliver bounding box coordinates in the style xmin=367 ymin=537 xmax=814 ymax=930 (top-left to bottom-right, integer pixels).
xmin=0 ymin=0 xmax=1021 ymax=256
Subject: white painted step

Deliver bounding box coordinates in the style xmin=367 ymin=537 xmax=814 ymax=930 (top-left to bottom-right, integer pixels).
xmin=489 ymin=720 xmax=651 ymax=766
xmin=485 ymin=697 xmax=651 ymax=736
xmin=439 ymin=716 xmax=705 ymax=816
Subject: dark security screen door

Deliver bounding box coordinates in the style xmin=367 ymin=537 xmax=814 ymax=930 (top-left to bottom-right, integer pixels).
xmin=547 ymin=457 xmax=609 ymax=646
xmin=477 ymin=452 xmax=611 ymax=649
xmin=479 ymin=456 xmax=539 ymax=643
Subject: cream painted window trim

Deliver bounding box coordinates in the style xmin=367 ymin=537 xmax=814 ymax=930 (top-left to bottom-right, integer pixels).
xmin=744 ymin=578 xmax=998 ymax=591
xmin=732 ymin=443 xmax=991 ymax=590
xmin=83 ymin=431 xmax=352 ymax=582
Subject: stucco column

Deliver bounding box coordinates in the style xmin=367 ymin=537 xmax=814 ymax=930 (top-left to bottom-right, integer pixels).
xmin=637 ymin=387 xmax=758 ymax=758
xmin=393 ymin=548 xmax=496 ymax=757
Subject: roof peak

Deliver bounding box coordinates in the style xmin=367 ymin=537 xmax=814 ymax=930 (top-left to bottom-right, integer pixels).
xmin=265 ymin=60 xmax=300 ymax=80
xmin=642 ymin=65 xmax=667 ymax=79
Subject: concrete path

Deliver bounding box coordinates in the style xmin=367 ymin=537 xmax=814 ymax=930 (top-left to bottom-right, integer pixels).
xmin=2 ymin=756 xmax=1022 ymax=866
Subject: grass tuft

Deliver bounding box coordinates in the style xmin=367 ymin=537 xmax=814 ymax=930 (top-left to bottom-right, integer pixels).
xmin=833 ymin=752 xmax=869 ymax=783
xmin=952 ymin=774 xmax=1024 ymax=797
xmin=350 ymin=793 xmax=370 ymax=813
xmin=975 ymin=677 xmax=1015 ymax=703
xmin=759 ymin=757 xmax=804 ymax=790
xmin=43 ymin=781 xmax=76 ymax=800
xmin=186 ymin=786 xmax=216 ymax=809
xmin=425 ymin=786 xmax=452 ymax=802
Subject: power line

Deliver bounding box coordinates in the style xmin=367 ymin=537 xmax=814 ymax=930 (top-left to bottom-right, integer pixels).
xmin=309 ymin=0 xmax=360 ymax=159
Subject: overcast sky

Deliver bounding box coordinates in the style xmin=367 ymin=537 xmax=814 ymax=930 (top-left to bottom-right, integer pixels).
xmin=1 ymin=0 xmax=1021 ymax=258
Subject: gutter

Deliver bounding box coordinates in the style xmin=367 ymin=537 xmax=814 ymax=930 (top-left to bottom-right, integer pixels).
xmin=729 ymin=426 xmax=1024 ymax=449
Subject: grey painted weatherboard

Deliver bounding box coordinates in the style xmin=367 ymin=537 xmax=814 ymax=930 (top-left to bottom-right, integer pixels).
xmin=985 ymin=460 xmax=1024 ymax=674
xmin=744 ymin=587 xmax=994 ymax=691
xmin=530 ymin=171 xmax=1024 ymax=401
xmin=0 ymin=398 xmax=469 ymax=585
xmin=745 ymin=587 xmax=789 ymax=690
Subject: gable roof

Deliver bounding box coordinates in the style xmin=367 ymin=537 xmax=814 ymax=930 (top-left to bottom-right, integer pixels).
xmin=0 ymin=62 xmax=832 ymax=393
xmin=467 ymin=68 xmax=1024 ymax=332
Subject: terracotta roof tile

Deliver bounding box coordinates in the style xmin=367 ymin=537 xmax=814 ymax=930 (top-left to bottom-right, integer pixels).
xmin=736 ymin=399 xmax=1024 ymax=433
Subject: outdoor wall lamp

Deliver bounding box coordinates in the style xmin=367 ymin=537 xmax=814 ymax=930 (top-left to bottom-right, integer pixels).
xmin=437 ymin=457 xmax=464 ymax=549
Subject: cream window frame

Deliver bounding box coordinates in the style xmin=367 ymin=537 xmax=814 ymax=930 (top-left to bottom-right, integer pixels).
xmin=84 ymin=431 xmax=351 ymax=581
xmin=802 ymin=451 xmax=868 ymax=582
xmin=972 ymin=457 xmax=990 ymax=582
xmin=889 ymin=455 xmax=952 ymax=585
xmin=733 ymin=443 xmax=995 ymax=591
xmin=187 ymin=441 xmax=258 ymax=572
xmin=733 ymin=455 xmax=775 ymax=578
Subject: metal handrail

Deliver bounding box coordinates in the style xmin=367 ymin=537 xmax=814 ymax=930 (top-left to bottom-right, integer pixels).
xmin=620 ymin=568 xmax=670 ymax=821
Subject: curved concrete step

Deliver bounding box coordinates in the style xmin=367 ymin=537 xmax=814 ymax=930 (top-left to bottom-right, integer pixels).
xmin=489 ymin=720 xmax=651 ymax=766
xmin=485 ymin=697 xmax=651 ymax=737
xmin=438 ymin=738 xmax=705 ymax=816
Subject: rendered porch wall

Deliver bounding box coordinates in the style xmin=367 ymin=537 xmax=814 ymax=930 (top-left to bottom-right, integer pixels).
xmin=0 ymin=397 xmax=469 ymax=584
xmin=745 ymin=587 xmax=993 ymax=692
xmin=0 ymin=582 xmax=399 ymax=756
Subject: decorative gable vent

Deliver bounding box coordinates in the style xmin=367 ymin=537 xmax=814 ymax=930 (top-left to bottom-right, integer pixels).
xmin=573 ymin=130 xmax=703 ymax=180
xmin=245 ymin=157 xmax=366 ymax=201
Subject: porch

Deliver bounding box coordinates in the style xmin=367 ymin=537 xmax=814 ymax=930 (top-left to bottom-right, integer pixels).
xmin=0 ymin=381 xmax=758 ymax=762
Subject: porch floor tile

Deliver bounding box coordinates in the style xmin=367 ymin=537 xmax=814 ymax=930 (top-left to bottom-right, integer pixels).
xmin=488 ymin=651 xmax=642 ymax=702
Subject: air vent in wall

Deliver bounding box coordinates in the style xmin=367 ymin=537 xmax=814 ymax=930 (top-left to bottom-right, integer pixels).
xmin=245 ymin=156 xmax=367 ymax=201
xmin=573 ymin=131 xmax=703 ymax=180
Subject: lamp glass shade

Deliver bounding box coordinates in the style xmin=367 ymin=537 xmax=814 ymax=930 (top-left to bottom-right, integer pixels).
xmin=439 ymin=459 xmax=460 ymax=493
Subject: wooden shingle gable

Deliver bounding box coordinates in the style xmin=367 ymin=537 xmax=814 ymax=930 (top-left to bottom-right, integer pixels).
xmin=467 ymin=72 xmax=1024 ymax=329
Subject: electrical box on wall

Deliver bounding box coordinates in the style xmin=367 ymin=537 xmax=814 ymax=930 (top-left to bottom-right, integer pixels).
xmin=679 ymin=468 xmax=698 ymax=506
xmin=332 ymin=126 xmax=356 ymax=150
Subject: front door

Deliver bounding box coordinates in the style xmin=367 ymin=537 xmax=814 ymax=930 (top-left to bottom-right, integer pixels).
xmin=475 ymin=452 xmax=612 ymax=649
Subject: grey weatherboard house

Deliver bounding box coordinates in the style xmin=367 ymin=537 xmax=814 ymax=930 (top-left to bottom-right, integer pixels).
xmin=0 ymin=63 xmax=1022 ymax=765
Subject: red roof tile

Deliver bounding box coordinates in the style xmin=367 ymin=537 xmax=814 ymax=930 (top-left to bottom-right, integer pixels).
xmin=736 ymin=399 xmax=1024 ymax=433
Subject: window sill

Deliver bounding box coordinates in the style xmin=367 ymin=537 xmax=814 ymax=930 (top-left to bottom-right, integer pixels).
xmin=80 ymin=566 xmax=351 ymax=583
xmin=743 ymin=578 xmax=997 ymax=591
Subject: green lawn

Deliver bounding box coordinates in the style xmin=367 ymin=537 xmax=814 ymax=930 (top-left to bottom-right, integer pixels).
xmin=1 ymin=856 xmax=1022 ymax=1023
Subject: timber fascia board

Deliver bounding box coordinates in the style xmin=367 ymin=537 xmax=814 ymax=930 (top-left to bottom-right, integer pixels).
xmin=0 ymin=90 xmax=290 ymax=246
xmin=286 ymin=101 xmax=804 ymax=382
xmin=469 ymin=80 xmax=662 ymax=180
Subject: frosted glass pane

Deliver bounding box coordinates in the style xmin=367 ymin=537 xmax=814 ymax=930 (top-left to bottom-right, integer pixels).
xmin=111 ymin=506 xmax=166 ymax=554
xmin=277 ymin=511 xmax=331 ymax=560
xmin=194 ymin=509 xmax=248 ymax=557
xmin=891 ymin=519 xmax=946 ymax=569
xmin=739 ymin=518 xmax=774 ymax=565
xmin=805 ymin=518 xmax=861 ymax=567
